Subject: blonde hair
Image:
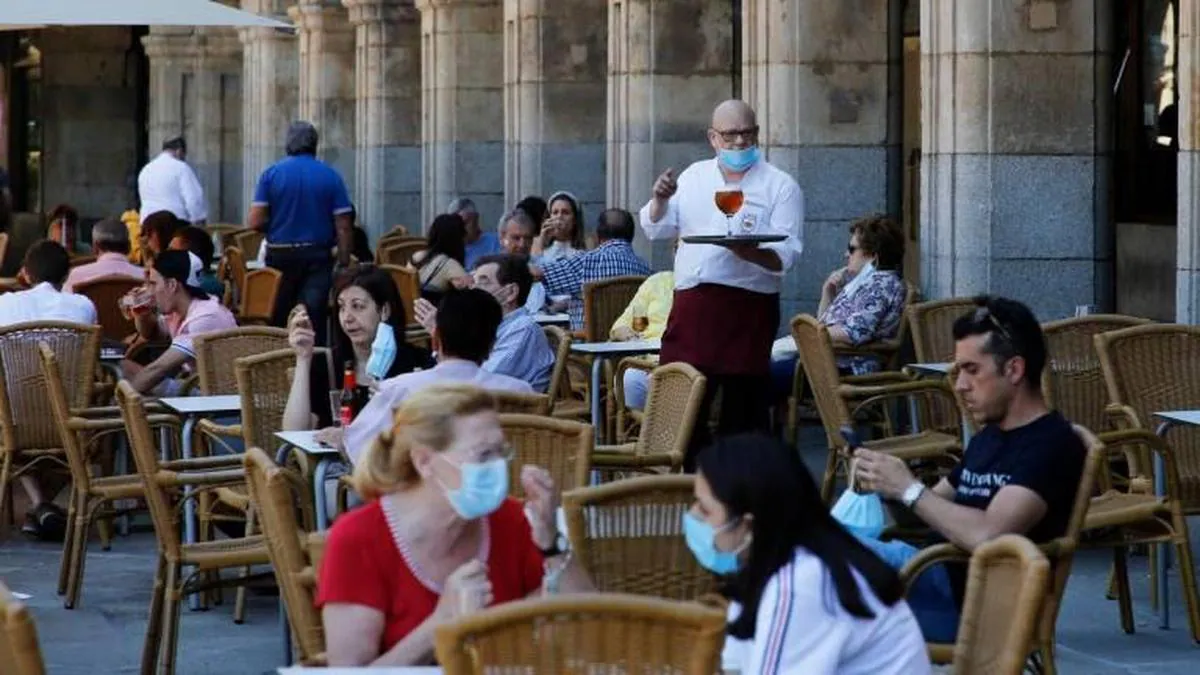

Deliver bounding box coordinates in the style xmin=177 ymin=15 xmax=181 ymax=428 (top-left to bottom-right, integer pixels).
xmin=352 ymin=383 xmax=497 ymax=500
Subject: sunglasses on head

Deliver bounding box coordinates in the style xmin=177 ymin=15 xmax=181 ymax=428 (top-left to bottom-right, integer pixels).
xmin=973 ymin=305 xmax=1013 ymax=345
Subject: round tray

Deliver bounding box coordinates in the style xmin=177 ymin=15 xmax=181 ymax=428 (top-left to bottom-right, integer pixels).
xmin=680 ymin=234 xmax=787 ymax=244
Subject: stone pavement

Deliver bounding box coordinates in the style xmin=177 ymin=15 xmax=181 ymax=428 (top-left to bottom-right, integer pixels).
xmin=3 ymin=430 xmax=1200 ymax=674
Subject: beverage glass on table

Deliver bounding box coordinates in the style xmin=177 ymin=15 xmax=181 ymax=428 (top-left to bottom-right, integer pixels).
xmin=119 ymin=287 xmax=155 ymax=319
xmin=630 ymin=301 xmax=649 ymax=335
xmin=329 ymin=390 xmax=343 ymax=428
xmin=714 ymin=185 xmax=745 ymax=236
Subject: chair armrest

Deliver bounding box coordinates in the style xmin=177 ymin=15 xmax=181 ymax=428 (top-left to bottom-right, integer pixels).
xmin=163 ymin=455 xmax=245 ymax=471
xmin=591 ymin=451 xmax=680 ymax=469
xmin=197 ymin=418 xmax=242 ymax=439
xmin=842 ymin=371 xmax=916 ymax=387
xmin=155 ymin=467 xmax=246 ymax=488
xmin=898 ymin=542 xmax=968 ymax=591
xmin=73 ymin=401 xmax=167 ymax=417
xmin=1104 ymin=403 xmax=1143 ymax=431
xmin=67 ymin=413 xmax=180 ymax=433
xmin=594 ymin=443 xmax=638 ymax=455
xmin=834 ymin=339 xmax=900 ymax=359
xmin=839 ymin=379 xmax=960 ymax=425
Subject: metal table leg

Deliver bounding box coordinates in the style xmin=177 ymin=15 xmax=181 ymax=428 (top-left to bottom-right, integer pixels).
xmin=590 ymin=355 xmax=604 ymax=444
xmin=314 ymin=457 xmax=333 ymax=531
xmin=274 ymin=440 xmax=296 ymax=666
xmin=181 ymin=415 xmax=201 ymax=611
xmin=1154 ymin=420 xmax=1173 ymax=630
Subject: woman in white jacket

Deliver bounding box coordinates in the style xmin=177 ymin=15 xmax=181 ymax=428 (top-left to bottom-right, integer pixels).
xmin=686 ymin=434 xmax=932 ymax=675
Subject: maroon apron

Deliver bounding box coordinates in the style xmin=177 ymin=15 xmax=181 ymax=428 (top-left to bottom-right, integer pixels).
xmin=660 ymin=283 xmax=779 ymax=377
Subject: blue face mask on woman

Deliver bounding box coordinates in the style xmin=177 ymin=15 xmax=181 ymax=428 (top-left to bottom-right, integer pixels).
xmin=683 ymin=511 xmax=748 ymax=575
xmin=439 ymin=457 xmax=509 ymax=520
xmin=366 ymin=320 xmax=397 ymax=381
xmin=717 ymin=145 xmax=761 ymax=173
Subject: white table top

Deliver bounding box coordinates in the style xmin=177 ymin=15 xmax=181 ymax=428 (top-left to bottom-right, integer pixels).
xmin=279 ymin=669 xmax=440 ymax=674
xmin=158 ymin=394 xmax=242 ymax=415
xmin=908 ymin=362 xmax=952 ymax=375
xmin=1154 ymin=410 xmax=1200 ymax=427
xmin=100 ymin=347 xmax=124 ymax=361
xmin=569 ymin=339 xmax=662 ymax=356
xmin=534 ymin=313 xmax=571 ymax=325
xmin=275 ymin=430 xmax=340 ymax=456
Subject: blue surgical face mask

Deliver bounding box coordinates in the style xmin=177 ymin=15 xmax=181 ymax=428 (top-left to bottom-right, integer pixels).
xmin=439 ymin=457 xmax=509 ymax=520
xmin=683 ymin=511 xmax=748 ymax=575
xmin=717 ymin=146 xmax=760 ymax=173
xmin=366 ymin=320 xmax=397 ymax=381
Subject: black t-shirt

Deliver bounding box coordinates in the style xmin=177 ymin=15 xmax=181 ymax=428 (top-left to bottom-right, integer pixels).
xmin=943 ymin=410 xmax=1087 ymax=603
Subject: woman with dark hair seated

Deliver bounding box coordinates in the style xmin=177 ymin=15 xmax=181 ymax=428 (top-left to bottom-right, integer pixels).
xmin=412 ymin=213 xmax=469 ymax=305
xmin=283 ymin=265 xmax=433 ymax=430
xmin=691 ymin=434 xmax=930 ymax=673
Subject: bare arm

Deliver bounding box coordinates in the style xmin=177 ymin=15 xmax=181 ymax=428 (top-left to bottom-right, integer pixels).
xmin=247 ymin=205 xmax=269 ymax=233
xmin=323 ymin=604 xmax=439 ymax=667
xmin=281 ymin=354 xmax=314 ymax=431
xmin=134 ymin=311 xmax=167 ymax=342
xmin=128 ymin=349 xmax=190 ymax=394
xmin=335 ymin=213 xmax=354 ymax=267
xmin=910 ymin=485 xmax=1049 ymax=552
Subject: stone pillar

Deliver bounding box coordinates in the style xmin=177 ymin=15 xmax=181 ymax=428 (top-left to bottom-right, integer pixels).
xmin=239 ymin=0 xmax=299 ymax=215
xmin=416 ymin=0 xmax=505 ymax=230
xmin=503 ymin=0 xmax=608 ymax=229
xmin=344 ymin=0 xmax=422 ymax=239
xmin=1178 ymin=1 xmax=1200 ymax=323
xmin=920 ymin=0 xmax=1111 ymax=320
xmin=291 ymin=1 xmax=358 ymax=191
xmin=607 ymin=0 xmax=733 ymax=266
xmin=143 ymin=27 xmax=244 ymax=221
xmin=743 ymin=0 xmax=903 ymax=319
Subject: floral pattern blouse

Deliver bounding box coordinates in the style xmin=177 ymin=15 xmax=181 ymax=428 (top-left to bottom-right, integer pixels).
xmin=817 ymin=270 xmax=907 ymax=375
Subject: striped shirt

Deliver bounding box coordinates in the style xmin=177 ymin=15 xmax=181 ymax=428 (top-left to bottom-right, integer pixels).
xmin=540 ymin=239 xmax=651 ymax=331
xmin=721 ymin=548 xmax=931 ymax=675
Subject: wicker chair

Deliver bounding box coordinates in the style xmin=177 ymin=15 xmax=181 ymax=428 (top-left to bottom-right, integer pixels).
xmin=590 ymin=362 xmax=706 ymax=477
xmin=231 ymin=229 xmax=264 ymax=258
xmin=378 ymin=263 xmax=419 ymax=325
xmin=191 ymin=326 xmax=290 ymax=396
xmin=377 ymin=239 xmax=425 ymax=267
xmin=493 ymin=391 xmax=552 ymax=415
xmin=0 ymin=322 xmax=101 ymax=531
xmin=563 ymin=474 xmax=716 ymax=600
xmin=950 ymin=535 xmax=1052 ymax=675
xmin=216 ymin=245 xmax=247 ymax=309
xmin=611 ymin=355 xmax=657 ymax=443
xmin=204 ymin=223 xmax=243 ymax=252
xmin=0 ymin=581 xmax=46 ymax=675
xmin=237 ymin=267 xmax=282 ymax=326
xmin=115 ymin=381 xmax=271 ymax=675
xmin=500 ymin=414 xmax=592 ymax=499
xmin=542 ymin=325 xmax=582 ymax=418
xmin=900 ymin=426 xmax=1102 ymax=673
xmin=243 ymin=447 xmax=327 ymax=666
xmin=1041 ymin=314 xmax=1151 ymax=433
xmin=73 ymin=274 xmax=143 ymax=342
xmin=434 ymin=593 xmax=726 ymax=675
xmin=792 ymin=314 xmax=962 ymax=502
xmin=581 ymin=275 xmax=645 ymax=342
xmin=908 ymin=297 xmax=978 ymax=364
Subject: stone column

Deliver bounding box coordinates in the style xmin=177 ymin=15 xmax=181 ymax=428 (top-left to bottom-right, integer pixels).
xmin=920 ymin=0 xmax=1112 ymax=320
xmin=416 ymin=0 xmax=505 ymax=229
xmin=344 ymin=0 xmax=422 ymax=238
xmin=142 ymin=28 xmax=196 ymax=152
xmin=239 ymin=0 xmax=299 ymax=214
xmin=291 ymin=0 xmax=358 ymax=191
xmin=503 ymin=0 xmax=608 ymax=227
xmin=743 ymin=0 xmax=903 ymax=319
xmin=1178 ymin=0 xmax=1200 ymax=323
xmin=607 ymin=0 xmax=733 ymax=266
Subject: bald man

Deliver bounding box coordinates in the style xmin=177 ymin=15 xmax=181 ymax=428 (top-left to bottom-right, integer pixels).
xmin=639 ymin=99 xmax=804 ymax=468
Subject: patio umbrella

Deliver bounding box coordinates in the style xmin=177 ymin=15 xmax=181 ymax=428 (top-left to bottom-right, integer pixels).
xmin=0 ymin=0 xmax=291 ymax=30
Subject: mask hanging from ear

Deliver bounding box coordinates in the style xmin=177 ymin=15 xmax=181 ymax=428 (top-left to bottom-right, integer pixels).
xmin=366 ymin=322 xmax=398 ymax=381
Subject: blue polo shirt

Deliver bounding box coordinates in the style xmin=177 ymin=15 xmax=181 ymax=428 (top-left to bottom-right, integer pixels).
xmin=465 ymin=231 xmax=502 ymax=270
xmin=252 ymin=154 xmax=353 ymax=247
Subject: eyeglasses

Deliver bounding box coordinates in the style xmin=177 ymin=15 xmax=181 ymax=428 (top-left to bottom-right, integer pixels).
xmin=712 ymin=126 xmax=759 ymax=143
xmin=973 ymin=305 xmax=1013 ymax=345
xmin=462 ymin=443 xmax=515 ymax=464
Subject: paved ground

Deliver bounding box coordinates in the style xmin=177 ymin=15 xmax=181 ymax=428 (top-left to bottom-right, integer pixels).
xmin=3 ymin=431 xmax=1200 ymax=674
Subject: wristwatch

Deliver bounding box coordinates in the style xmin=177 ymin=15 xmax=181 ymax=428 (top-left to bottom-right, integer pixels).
xmin=900 ymin=482 xmax=927 ymax=509
xmin=539 ymin=532 xmax=569 ymax=557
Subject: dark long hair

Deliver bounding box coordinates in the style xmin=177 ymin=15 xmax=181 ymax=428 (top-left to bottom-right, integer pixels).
xmin=331 ymin=265 xmax=426 ymax=379
xmin=421 ymin=213 xmax=467 ymax=268
xmin=696 ymin=434 xmax=904 ymax=640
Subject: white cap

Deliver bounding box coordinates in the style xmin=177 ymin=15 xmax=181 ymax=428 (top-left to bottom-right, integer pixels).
xmin=185 ymin=251 xmax=204 ymax=288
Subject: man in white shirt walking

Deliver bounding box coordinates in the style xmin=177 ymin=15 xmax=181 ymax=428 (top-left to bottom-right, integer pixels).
xmin=137 ymin=137 xmax=208 ymax=225
xmin=639 ymin=99 xmax=804 ymax=468
xmin=0 ymin=240 xmax=98 ymax=540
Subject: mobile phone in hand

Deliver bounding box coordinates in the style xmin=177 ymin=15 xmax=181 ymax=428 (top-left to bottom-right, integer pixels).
xmin=839 ymin=425 xmax=864 ymax=450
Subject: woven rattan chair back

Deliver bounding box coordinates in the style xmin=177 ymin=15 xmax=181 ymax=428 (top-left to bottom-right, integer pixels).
xmin=952 ymin=535 xmax=1051 ymax=675
xmin=378 ymin=263 xmax=420 ymax=325
xmin=0 ymin=322 xmax=100 ymax=452
xmin=542 ymin=325 xmax=573 ymax=409
xmin=433 ymin=593 xmax=726 ymax=675
xmin=243 ymin=447 xmax=326 ymax=665
xmin=73 ymin=274 xmax=143 ymax=342
xmin=582 ymin=275 xmax=646 ymax=342
xmin=377 ymin=240 xmax=426 ymax=267
xmin=563 ymin=474 xmax=716 ymax=600
xmin=0 ymin=581 xmax=47 ymax=675
xmin=500 ymin=414 xmax=593 ymax=500
xmin=493 ymin=391 xmax=552 ymax=416
xmin=234 ymin=349 xmax=295 ymax=454
xmin=217 ymin=246 xmax=247 ymax=308
xmin=636 ymin=362 xmax=706 ymax=462
xmin=908 ymin=297 xmax=977 ymax=364
xmin=1042 ymin=315 xmax=1151 ymax=433
xmin=192 ymin=327 xmax=289 ymax=395
xmin=791 ymin=314 xmax=852 ymax=448
xmin=232 ymin=229 xmax=264 ymax=258
xmin=238 ymin=268 xmax=282 ymax=324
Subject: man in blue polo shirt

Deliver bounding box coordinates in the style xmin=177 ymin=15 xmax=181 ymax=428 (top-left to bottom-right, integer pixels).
xmin=247 ymin=120 xmax=353 ymax=346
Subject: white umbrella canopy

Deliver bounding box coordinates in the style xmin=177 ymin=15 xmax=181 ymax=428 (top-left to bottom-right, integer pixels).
xmin=0 ymin=0 xmax=291 ymax=30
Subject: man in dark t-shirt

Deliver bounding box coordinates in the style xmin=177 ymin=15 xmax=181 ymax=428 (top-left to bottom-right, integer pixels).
xmin=850 ymin=295 xmax=1087 ymax=643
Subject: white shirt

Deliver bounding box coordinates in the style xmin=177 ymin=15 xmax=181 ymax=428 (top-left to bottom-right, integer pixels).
xmin=138 ymin=152 xmax=208 ymax=223
xmin=639 ymin=158 xmax=804 ymax=294
xmin=344 ymin=359 xmax=534 ymax=464
xmin=0 ymin=282 xmax=97 ymax=326
xmin=722 ymin=547 xmax=931 ymax=675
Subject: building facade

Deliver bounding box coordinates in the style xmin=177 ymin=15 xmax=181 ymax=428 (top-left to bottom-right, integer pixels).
xmin=0 ymin=0 xmax=1193 ymax=325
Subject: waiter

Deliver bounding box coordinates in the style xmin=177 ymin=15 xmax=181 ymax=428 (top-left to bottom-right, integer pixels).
xmin=639 ymin=99 xmax=804 ymax=468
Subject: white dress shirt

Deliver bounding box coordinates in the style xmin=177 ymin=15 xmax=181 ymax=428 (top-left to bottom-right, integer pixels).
xmin=138 ymin=152 xmax=208 ymax=223
xmin=0 ymin=282 xmax=98 ymax=326
xmin=344 ymin=359 xmax=534 ymax=464
xmin=638 ymin=158 xmax=804 ymax=294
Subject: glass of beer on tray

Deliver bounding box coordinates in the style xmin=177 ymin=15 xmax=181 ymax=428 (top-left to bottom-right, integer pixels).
xmin=714 ymin=184 xmax=744 ymax=235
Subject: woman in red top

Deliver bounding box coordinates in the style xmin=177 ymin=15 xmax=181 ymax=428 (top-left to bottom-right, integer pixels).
xmin=316 ymin=383 xmax=592 ymax=666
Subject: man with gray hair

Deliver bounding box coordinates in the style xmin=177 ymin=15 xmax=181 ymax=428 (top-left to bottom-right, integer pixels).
xmin=497 ymin=208 xmax=546 ymax=312
xmin=64 ymin=218 xmax=145 ymax=292
xmin=248 ymin=120 xmax=354 ymax=347
xmin=451 ymin=196 xmax=500 ymax=269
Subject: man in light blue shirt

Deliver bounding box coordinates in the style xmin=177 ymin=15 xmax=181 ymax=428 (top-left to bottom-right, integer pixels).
xmin=473 ymin=253 xmax=556 ymax=392
xmin=451 ymin=196 xmax=501 ymax=270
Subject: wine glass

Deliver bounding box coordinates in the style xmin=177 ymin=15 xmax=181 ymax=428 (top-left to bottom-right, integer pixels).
xmin=714 ymin=185 xmax=744 ymax=236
